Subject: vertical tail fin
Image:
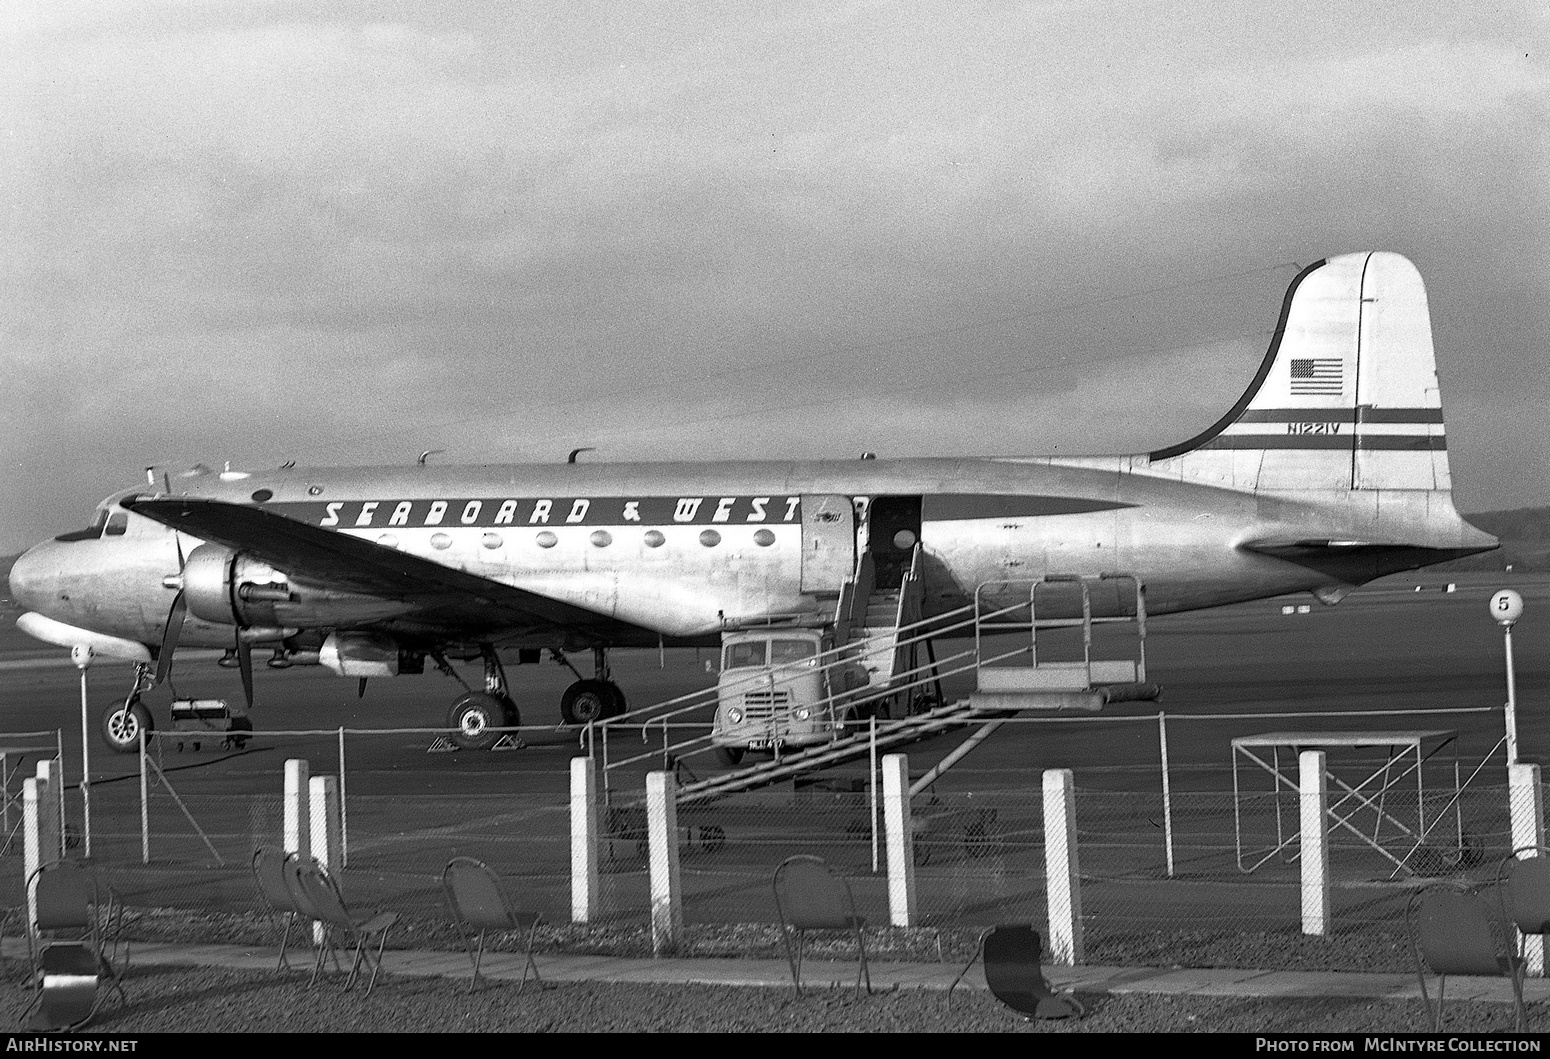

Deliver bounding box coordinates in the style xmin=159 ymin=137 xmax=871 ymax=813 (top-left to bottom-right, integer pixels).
xmin=1148 ymin=252 xmax=1450 ymax=493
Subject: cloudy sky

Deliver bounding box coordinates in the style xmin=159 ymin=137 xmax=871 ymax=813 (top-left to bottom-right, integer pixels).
xmin=3 ymin=0 xmax=1545 ymax=554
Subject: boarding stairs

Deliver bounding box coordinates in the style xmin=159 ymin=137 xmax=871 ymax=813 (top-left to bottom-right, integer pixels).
xmin=589 ymin=570 xmax=1158 ymax=809
xmin=835 ymin=548 xmax=927 ymax=706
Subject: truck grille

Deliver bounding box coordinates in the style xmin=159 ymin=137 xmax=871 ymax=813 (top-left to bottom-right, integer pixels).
xmin=740 ymin=689 xmax=792 ymax=720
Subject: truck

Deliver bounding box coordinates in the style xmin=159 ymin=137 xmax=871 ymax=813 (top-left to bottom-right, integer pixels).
xmin=708 ymin=627 xmax=871 ymax=766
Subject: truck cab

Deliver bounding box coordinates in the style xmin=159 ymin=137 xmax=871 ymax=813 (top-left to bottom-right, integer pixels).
xmin=709 ymin=628 xmax=858 ymax=766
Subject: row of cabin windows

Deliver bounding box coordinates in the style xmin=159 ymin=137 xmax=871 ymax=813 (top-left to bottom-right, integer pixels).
xmin=396 ymin=527 xmax=779 ymax=552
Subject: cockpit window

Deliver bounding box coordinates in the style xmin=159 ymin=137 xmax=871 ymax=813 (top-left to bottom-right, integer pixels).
xmin=104 ymin=511 xmax=129 ymax=536
xmin=723 ymin=641 xmax=767 ymax=669
xmin=54 ymin=509 xmax=110 ymax=542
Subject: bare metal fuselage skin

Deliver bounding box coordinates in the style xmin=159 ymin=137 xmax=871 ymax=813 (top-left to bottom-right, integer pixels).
xmin=7 ymin=454 xmax=1489 ymax=653
xmin=6 ymin=252 xmax=1500 ymax=669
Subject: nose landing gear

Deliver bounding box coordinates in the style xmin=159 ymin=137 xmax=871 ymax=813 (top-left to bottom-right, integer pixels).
xmin=101 ymin=664 xmax=156 ymax=754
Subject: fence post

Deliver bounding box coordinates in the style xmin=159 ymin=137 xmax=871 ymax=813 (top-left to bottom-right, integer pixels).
xmin=1158 ymin=711 xmax=1175 ymax=878
xmin=139 ymin=727 xmax=149 ymax=864
xmin=882 ymin=752 xmax=916 ymax=926
xmin=337 ymin=727 xmax=348 ymax=868
xmin=1043 ymin=768 xmax=1083 ymax=965
xmin=36 ymin=759 xmax=62 ymax=862
xmin=1299 ymin=750 xmax=1330 ymax=936
xmin=24 ymin=774 xmax=58 ymax=935
xmin=646 ymin=770 xmax=681 ymax=955
xmin=284 ymin=759 xmax=311 ymax=858
xmin=309 ymin=776 xmax=342 ymax=871
xmin=1509 ymin=762 xmax=1546 ymax=975
xmin=571 ymin=756 xmax=599 ymax=924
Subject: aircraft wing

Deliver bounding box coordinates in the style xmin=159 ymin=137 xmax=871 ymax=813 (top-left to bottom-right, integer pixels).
xmin=122 ymin=495 xmax=643 ymax=643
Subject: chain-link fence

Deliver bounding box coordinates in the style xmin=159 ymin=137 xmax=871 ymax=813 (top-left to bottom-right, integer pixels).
xmin=1 ymin=707 xmax=1538 ymax=972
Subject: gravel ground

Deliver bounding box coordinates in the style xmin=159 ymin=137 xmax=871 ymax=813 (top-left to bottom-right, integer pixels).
xmin=3 ymin=964 xmax=1536 ymax=1034
xmin=6 ymin=916 xmax=1539 ymax=1034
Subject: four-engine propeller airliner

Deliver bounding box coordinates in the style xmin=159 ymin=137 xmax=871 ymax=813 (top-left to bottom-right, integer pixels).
xmin=8 ymin=252 xmax=1497 ymax=751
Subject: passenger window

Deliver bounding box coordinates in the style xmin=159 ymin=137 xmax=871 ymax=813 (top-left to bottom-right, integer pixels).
xmin=770 ymin=639 xmax=817 ymax=664
xmin=104 ymin=512 xmax=129 ymax=536
xmin=724 ymin=641 xmax=767 ymax=669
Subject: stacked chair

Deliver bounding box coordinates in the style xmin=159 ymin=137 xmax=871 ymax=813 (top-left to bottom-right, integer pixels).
xmin=22 ymin=861 xmax=129 ymax=1031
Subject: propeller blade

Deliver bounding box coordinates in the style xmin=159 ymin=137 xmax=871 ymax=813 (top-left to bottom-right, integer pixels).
xmin=236 ymin=635 xmax=255 ymax=712
xmin=154 ymin=591 xmax=187 ymax=686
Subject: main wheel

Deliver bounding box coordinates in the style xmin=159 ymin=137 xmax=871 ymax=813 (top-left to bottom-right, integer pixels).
xmin=560 ymin=679 xmax=613 ymax=726
xmin=715 ymin=745 xmax=745 ymax=767
xmin=447 ymin=692 xmax=505 ymax=751
xmin=102 ymin=699 xmax=154 ymax=754
xmin=601 ymin=681 xmax=627 ymax=718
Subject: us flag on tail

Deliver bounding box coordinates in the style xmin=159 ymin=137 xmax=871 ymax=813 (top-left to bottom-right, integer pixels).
xmin=1289 ymin=357 xmax=1343 ymax=395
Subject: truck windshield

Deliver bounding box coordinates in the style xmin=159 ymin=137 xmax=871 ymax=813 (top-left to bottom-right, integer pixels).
xmin=724 ymin=641 xmax=767 ymax=669
xmin=770 ymin=639 xmax=817 ymax=664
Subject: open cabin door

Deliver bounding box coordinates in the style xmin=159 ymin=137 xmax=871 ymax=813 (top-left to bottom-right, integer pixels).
xmin=866 ymin=495 xmax=922 ymax=590
xmin=799 ymin=494 xmax=856 ymax=594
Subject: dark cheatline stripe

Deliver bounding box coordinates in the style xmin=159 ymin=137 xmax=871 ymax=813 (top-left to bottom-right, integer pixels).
xmin=1200 ymin=434 xmax=1446 ymax=451
xmin=1236 ymin=408 xmax=1358 ymax=423
xmin=1358 ymin=435 xmax=1448 ymax=451
xmin=921 ymin=494 xmax=1133 ymax=520
xmin=1234 ymin=407 xmax=1445 ymax=424
xmin=1359 ymin=407 xmax=1445 ymax=424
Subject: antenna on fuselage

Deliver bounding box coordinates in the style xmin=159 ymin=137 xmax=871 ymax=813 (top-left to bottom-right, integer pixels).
xmin=418 ymin=450 xmax=444 ymax=465
xmin=567 ymin=448 xmax=595 ymax=464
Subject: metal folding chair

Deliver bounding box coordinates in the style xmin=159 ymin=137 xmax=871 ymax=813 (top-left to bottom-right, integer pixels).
xmin=441 ymin=856 xmax=544 ymax=993
xmin=252 ymin=846 xmax=305 ymax=972
xmin=286 ymin=856 xmax=399 ymax=996
xmin=947 ymin=925 xmax=1083 ymax=1018
xmin=771 ymin=854 xmax=872 ymax=996
xmin=1407 ymin=881 xmax=1526 ymax=1032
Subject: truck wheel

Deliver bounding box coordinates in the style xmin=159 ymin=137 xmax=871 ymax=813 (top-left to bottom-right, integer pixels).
xmin=102 ymin=700 xmax=154 ymax=754
xmin=716 ymin=746 xmax=745 ymax=767
xmin=560 ymin=680 xmax=612 ymax=725
xmin=448 ymin=692 xmax=504 ymax=751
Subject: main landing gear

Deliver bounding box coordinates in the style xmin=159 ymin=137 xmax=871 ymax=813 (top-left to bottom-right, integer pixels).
xmin=556 ymin=648 xmax=627 ymax=726
xmin=441 ymin=646 xmax=523 ymax=752
xmin=438 ymin=645 xmax=629 ymax=749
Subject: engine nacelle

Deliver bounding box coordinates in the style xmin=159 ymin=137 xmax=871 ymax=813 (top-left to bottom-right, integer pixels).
xmin=179 ymin=543 xmax=415 ymax=628
xmin=181 ymin=544 xmax=294 ymax=627
xmin=320 ymin=632 xmax=400 ymax=678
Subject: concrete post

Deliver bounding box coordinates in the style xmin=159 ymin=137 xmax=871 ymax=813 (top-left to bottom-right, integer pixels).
xmin=571 ymin=756 xmax=600 ymax=924
xmin=36 ymin=760 xmax=62 ymax=862
xmin=308 ymin=776 xmax=342 ymax=871
xmin=1043 ymin=768 xmax=1083 ymax=965
xmin=284 ymin=759 xmax=310 ymax=858
xmin=23 ymin=776 xmax=53 ymax=934
xmin=646 ymin=770 xmax=681 ymax=955
xmin=881 ymin=752 xmax=916 ymax=926
xmin=1300 ymin=750 xmax=1330 ymax=936
xmin=1509 ymin=762 xmax=1546 ymax=975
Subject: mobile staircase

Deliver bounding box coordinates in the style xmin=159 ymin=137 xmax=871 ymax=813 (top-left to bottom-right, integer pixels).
xmin=587 ymin=570 xmax=1159 ymax=809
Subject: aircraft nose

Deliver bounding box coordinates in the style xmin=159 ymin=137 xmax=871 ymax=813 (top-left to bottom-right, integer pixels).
xmin=8 ymin=541 xmax=58 ymax=612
